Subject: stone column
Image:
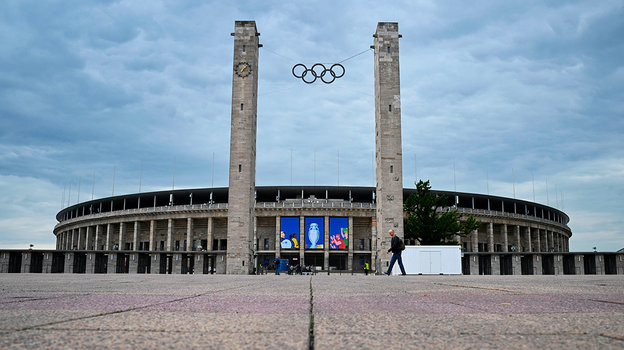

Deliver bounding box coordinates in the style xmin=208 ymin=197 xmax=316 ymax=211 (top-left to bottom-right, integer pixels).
xmin=550 ymin=231 xmax=555 ymax=252
xmin=186 ymin=218 xmax=193 ymax=252
xmin=64 ymin=252 xmax=73 ymax=273
xmin=526 ymin=226 xmax=532 ymax=252
xmin=511 ymin=254 xmax=521 ymax=275
xmin=515 ymin=225 xmax=521 ymax=252
xmin=119 ymin=222 xmax=125 ymax=251
xmin=491 ymin=255 xmax=501 ymax=275
xmin=471 ymin=229 xmax=478 ymax=252
xmin=151 ymin=253 xmax=160 ymax=274
xmin=502 ymin=224 xmax=508 ymax=252
xmin=129 ymin=253 xmax=138 ymax=274
xmin=487 ymin=222 xmax=494 ymax=252
xmin=274 ymin=216 xmax=280 ymax=258
xmin=77 ymin=227 xmax=83 ymax=250
xmin=207 ymin=217 xmax=214 ymax=251
xmin=533 ymin=255 xmax=542 ymax=275
xmin=374 ymin=22 xmax=405 ymax=271
xmin=85 ymin=226 xmax=92 ymax=250
xmin=554 ymin=254 xmax=563 ymax=275
xmin=94 ymin=225 xmax=100 ymax=251
xmin=21 ymin=252 xmax=31 ymax=273
xmin=301 ymin=216 xmax=309 ymax=263
xmin=86 ymin=253 xmax=95 ymax=274
xmin=323 ymin=219 xmax=330 ymax=270
xmin=166 ymin=219 xmax=173 ymax=251
xmin=105 ymin=223 xmax=111 ymax=250
xmin=597 ymin=255 xmax=605 ymax=275
xmin=253 ymin=216 xmax=258 ymax=262
xmin=371 ymin=217 xmax=378 ymax=274
xmin=133 ymin=221 xmax=139 ymax=251
xmin=544 ymin=229 xmax=549 ymax=251
xmin=469 ymin=254 xmax=479 ymax=275
xmin=347 ymin=216 xmax=354 ymax=271
xmin=575 ymin=254 xmax=584 ymax=274
xmin=71 ymin=229 xmax=75 ymax=250
xmin=535 ymin=228 xmax=541 ymax=252
xmin=107 ymin=253 xmax=116 ymax=274
xmin=149 ymin=220 xmax=155 ymax=251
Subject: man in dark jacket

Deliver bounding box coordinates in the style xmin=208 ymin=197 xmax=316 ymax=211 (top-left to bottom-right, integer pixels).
xmin=386 ymin=229 xmax=406 ymax=275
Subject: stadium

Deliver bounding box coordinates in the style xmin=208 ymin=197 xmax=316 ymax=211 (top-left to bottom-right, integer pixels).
xmin=50 ymin=185 xmax=572 ymax=275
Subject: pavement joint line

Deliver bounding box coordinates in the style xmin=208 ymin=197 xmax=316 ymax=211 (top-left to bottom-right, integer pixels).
xmin=588 ymin=299 xmax=624 ymax=306
xmin=600 ymin=333 xmax=624 ymax=342
xmin=308 ymin=276 xmax=315 ymax=350
xmin=0 ymin=294 xmax=91 ymax=305
xmin=20 ymin=327 xmax=281 ymax=334
xmin=433 ymin=283 xmax=520 ymax=293
xmin=12 ymin=281 xmax=268 ymax=333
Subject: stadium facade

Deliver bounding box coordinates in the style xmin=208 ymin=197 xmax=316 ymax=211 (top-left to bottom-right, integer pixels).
xmin=49 ymin=185 xmax=573 ymax=275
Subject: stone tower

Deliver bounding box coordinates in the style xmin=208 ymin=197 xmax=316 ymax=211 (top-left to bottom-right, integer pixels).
xmin=373 ymin=22 xmax=405 ymax=273
xmin=226 ymin=21 xmax=260 ymax=274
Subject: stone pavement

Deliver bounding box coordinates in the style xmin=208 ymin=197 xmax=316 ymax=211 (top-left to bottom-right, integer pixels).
xmin=0 ymin=274 xmax=623 ymax=349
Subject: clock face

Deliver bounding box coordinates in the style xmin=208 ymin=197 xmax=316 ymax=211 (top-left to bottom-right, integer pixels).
xmin=235 ymin=61 xmax=252 ymax=78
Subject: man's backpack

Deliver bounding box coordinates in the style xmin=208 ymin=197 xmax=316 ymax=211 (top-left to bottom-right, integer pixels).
xmin=398 ymin=237 xmax=405 ymax=251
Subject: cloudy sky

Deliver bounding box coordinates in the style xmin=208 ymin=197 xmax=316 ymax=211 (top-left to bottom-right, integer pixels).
xmin=1 ymin=1 xmax=622 ymax=251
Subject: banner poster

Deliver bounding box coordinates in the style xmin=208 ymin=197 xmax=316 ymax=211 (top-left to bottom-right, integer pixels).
xmin=280 ymin=217 xmax=300 ymax=249
xmin=305 ymin=217 xmax=324 ymax=249
xmin=329 ymin=217 xmax=349 ymax=250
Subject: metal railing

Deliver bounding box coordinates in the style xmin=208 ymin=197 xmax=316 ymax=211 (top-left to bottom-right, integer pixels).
xmin=255 ymin=201 xmax=375 ymax=209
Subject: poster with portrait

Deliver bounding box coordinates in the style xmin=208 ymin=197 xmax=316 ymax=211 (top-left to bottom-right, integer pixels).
xmin=279 ymin=217 xmax=300 ymax=249
xmin=304 ymin=217 xmax=324 ymax=249
xmin=329 ymin=217 xmax=349 ymax=250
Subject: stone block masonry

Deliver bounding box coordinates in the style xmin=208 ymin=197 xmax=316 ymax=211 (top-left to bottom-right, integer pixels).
xmin=374 ymin=22 xmax=405 ymax=273
xmin=226 ymin=21 xmax=260 ymax=274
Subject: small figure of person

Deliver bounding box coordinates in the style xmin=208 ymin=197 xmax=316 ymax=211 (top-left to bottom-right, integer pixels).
xmin=273 ymin=258 xmax=281 ymax=275
xmin=386 ymin=229 xmax=406 ymax=275
xmin=364 ymin=261 xmax=370 ymax=275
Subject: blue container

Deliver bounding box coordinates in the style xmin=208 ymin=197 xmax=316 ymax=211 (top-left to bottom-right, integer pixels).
xmin=277 ymin=258 xmax=289 ymax=272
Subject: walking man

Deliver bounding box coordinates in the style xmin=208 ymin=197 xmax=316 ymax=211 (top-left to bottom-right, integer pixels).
xmin=273 ymin=258 xmax=281 ymax=275
xmin=386 ymin=229 xmax=406 ymax=275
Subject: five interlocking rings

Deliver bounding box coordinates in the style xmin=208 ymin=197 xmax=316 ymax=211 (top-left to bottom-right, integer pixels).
xmin=292 ymin=63 xmax=345 ymax=84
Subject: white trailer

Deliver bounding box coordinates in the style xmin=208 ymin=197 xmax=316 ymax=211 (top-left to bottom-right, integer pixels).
xmin=390 ymin=245 xmax=462 ymax=275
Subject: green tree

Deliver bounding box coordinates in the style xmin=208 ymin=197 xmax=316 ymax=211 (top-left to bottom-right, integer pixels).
xmin=404 ymin=180 xmax=481 ymax=245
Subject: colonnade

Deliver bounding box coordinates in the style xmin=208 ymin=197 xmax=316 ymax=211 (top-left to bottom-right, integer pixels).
xmin=465 ymin=221 xmax=570 ymax=253
xmin=56 ymin=217 xmax=219 ymax=253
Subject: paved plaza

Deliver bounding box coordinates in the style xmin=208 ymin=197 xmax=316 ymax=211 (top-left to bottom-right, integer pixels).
xmin=0 ymin=274 xmax=623 ymax=349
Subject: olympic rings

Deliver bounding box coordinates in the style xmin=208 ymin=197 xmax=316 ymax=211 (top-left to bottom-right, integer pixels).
xmin=292 ymin=63 xmax=345 ymax=84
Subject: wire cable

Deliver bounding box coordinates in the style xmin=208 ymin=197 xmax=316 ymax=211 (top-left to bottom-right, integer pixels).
xmin=337 ymin=48 xmax=373 ymax=64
